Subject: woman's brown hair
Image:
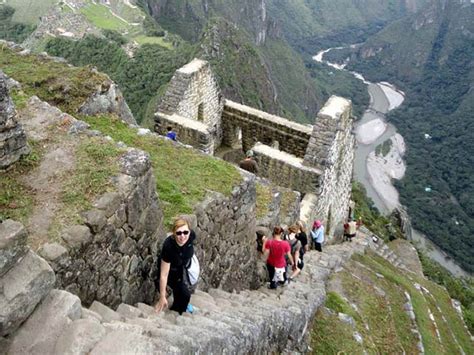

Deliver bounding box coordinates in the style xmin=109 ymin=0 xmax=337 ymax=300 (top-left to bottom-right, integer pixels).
xmin=296 ymin=220 xmax=306 ymax=233
xmin=172 ymin=218 xmax=189 ymax=234
xmin=288 ymin=225 xmax=299 ymax=234
xmin=273 ymin=226 xmax=284 ymax=236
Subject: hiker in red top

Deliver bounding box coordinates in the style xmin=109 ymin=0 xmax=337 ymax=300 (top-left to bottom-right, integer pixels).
xmin=264 ymin=226 xmax=294 ymax=289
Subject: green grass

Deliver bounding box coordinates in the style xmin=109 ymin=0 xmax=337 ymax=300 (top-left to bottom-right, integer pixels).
xmin=48 ymin=137 xmax=123 ymax=242
xmin=279 ymin=189 xmax=297 ymax=220
xmin=0 ymin=140 xmax=41 ymax=224
xmin=256 ymin=183 xmax=272 ymax=220
xmin=80 ymin=115 xmax=242 ymax=227
xmin=0 ymin=46 xmax=108 ymax=114
xmin=133 ymin=35 xmax=173 ymax=49
xmin=310 ymin=307 xmax=365 ymax=354
xmin=354 ymin=252 xmax=474 ymax=354
xmin=80 ymin=2 xmax=130 ymax=32
xmin=7 ymin=0 xmax=56 ymax=25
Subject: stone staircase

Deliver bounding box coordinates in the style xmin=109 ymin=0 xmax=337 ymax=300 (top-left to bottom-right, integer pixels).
xmin=1 ymin=219 xmax=372 ymax=354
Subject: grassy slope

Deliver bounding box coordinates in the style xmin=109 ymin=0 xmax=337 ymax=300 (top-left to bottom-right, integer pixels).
xmin=0 ymin=48 xmax=242 ymax=230
xmin=6 ymin=0 xmax=56 ymax=25
xmin=312 ymin=252 xmax=473 ymax=354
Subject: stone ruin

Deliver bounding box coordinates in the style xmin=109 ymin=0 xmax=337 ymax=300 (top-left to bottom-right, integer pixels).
xmin=155 ymin=59 xmax=355 ymax=238
xmin=0 ymin=71 xmax=29 ymax=169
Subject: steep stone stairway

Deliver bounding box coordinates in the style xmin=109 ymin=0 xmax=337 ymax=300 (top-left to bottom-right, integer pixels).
xmin=1 ymin=219 xmax=373 ymax=354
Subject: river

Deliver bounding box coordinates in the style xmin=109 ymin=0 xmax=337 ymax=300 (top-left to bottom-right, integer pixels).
xmin=314 ymin=49 xmax=471 ymax=278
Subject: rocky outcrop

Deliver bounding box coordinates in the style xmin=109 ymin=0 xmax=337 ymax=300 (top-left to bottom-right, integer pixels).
xmin=79 ymin=82 xmax=137 ymax=125
xmin=0 ymin=220 xmax=55 ymax=337
xmin=0 ymin=71 xmax=30 ymax=169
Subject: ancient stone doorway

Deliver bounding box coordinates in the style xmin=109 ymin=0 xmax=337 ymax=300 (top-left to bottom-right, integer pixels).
xmin=197 ymin=102 xmax=204 ymax=121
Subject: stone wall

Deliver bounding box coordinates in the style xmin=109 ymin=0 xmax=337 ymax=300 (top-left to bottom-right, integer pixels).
xmin=222 ymin=100 xmax=312 ymax=156
xmin=303 ymin=96 xmax=355 ymax=238
xmin=192 ymin=171 xmax=262 ymax=291
xmin=155 ymin=112 xmax=214 ymax=154
xmin=39 ymin=149 xmax=164 ymax=308
xmin=0 ymin=71 xmax=30 ymax=169
xmin=252 ymin=142 xmax=322 ymax=194
xmin=156 ymin=59 xmax=224 ymax=150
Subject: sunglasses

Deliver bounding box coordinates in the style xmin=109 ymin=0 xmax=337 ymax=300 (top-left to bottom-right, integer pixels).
xmin=175 ymin=230 xmax=190 ymax=236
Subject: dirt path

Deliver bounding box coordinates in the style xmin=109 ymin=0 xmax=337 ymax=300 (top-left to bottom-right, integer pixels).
xmin=16 ymin=96 xmax=78 ymax=250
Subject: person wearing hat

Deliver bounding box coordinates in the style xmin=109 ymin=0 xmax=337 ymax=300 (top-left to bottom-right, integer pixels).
xmin=344 ymin=217 xmax=358 ymax=242
xmin=239 ymin=150 xmax=259 ymax=174
xmin=310 ymin=220 xmax=324 ymax=252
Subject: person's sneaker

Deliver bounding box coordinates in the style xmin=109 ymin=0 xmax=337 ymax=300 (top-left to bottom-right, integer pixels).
xmin=186 ymin=304 xmax=194 ymax=314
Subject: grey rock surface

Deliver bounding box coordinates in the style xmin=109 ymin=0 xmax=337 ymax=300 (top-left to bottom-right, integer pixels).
xmin=7 ymin=290 xmax=82 ymax=354
xmin=61 ymin=225 xmax=92 ymax=249
xmin=0 ymin=250 xmax=55 ymax=337
xmin=53 ymin=318 xmax=106 ymax=355
xmin=78 ymin=83 xmax=136 ymax=125
xmin=0 ymin=219 xmax=28 ymax=277
xmin=38 ymin=242 xmax=68 ymax=262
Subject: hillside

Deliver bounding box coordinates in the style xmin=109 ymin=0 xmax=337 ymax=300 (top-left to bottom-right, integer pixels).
xmin=0 ymin=37 xmax=472 ymax=354
xmin=332 ymin=0 xmax=474 ymax=273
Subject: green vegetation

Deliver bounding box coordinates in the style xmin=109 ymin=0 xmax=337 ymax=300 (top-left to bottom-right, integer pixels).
xmin=0 ymin=5 xmax=35 ymax=43
xmin=0 ymin=46 xmax=108 ymax=113
xmin=45 ymin=35 xmax=195 ymax=123
xmin=352 ymin=182 xmax=403 ymax=241
xmin=418 ymin=252 xmax=474 ymax=333
xmin=346 ymin=0 xmax=474 ymax=272
xmin=4 ymin=0 xmax=55 ymax=25
xmin=375 ymin=139 xmax=393 ymax=157
xmin=356 ymin=252 xmax=474 ymax=353
xmin=314 ymin=252 xmax=473 ymax=354
xmin=0 ymin=141 xmax=41 ymax=223
xmin=49 ymin=137 xmax=123 ymax=243
xmin=81 ymin=114 xmax=242 ymax=226
xmin=255 ymin=183 xmax=272 ymax=220
xmin=80 ymin=2 xmax=129 ymax=32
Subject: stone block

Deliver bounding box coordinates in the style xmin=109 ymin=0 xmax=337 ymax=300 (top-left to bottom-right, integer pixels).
xmin=89 ymin=301 xmax=122 ymax=323
xmin=93 ymin=192 xmax=122 ymax=218
xmin=53 ymin=318 xmax=106 ymax=355
xmin=0 ymin=250 xmax=55 ymax=337
xmin=89 ymin=330 xmax=161 ymax=355
xmin=61 ymin=225 xmax=92 ymax=249
xmin=116 ymin=303 xmax=145 ymax=319
xmin=8 ymin=290 xmax=82 ymax=354
xmin=119 ymin=149 xmax=151 ymax=177
xmin=81 ymin=210 xmax=107 ymax=234
xmin=0 ymin=219 xmax=27 ymax=277
xmin=38 ymin=242 xmax=68 ymax=262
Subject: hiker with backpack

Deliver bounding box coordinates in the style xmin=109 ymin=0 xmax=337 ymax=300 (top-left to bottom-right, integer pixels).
xmin=263 ymin=226 xmax=294 ymax=289
xmin=155 ymin=218 xmax=199 ymax=315
xmin=310 ymin=220 xmax=325 ymax=252
xmin=287 ymin=225 xmax=303 ymax=281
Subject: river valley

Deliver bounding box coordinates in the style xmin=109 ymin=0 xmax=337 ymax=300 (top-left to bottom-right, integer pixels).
xmin=314 ymin=49 xmax=470 ymax=278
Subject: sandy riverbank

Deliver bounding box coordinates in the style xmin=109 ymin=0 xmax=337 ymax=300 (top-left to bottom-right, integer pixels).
xmin=367 ymin=133 xmax=406 ymax=211
xmin=356 ymin=118 xmax=387 ymax=144
xmin=378 ymin=82 xmax=405 ymax=110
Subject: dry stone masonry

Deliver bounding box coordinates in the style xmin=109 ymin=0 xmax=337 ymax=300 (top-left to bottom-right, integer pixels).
xmin=155 ymin=59 xmax=356 ymax=239
xmin=1 ymin=218 xmax=373 ymax=354
xmin=38 ymin=148 xmax=164 ymax=308
xmin=0 ymin=71 xmax=30 ymax=169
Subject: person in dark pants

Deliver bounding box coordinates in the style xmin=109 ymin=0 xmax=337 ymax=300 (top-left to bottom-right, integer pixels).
xmin=155 ymin=218 xmax=196 ymax=314
xmin=264 ymin=226 xmax=294 ymax=289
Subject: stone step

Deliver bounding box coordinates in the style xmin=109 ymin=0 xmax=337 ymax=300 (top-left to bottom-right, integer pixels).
xmin=7 ymin=290 xmax=82 ymax=354
xmin=0 ymin=250 xmax=55 ymax=337
xmin=53 ymin=318 xmax=106 ymax=355
xmin=0 ymin=219 xmax=28 ymax=277
xmin=89 ymin=301 xmax=124 ymax=323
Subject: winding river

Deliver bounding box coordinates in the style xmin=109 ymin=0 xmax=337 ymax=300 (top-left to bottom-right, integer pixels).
xmin=314 ymin=49 xmax=470 ymax=278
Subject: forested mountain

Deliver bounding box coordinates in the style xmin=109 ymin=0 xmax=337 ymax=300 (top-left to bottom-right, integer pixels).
xmin=335 ymin=0 xmax=474 ymax=272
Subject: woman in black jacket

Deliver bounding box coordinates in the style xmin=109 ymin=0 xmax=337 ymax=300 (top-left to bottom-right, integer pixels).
xmin=155 ymin=218 xmax=196 ymax=314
